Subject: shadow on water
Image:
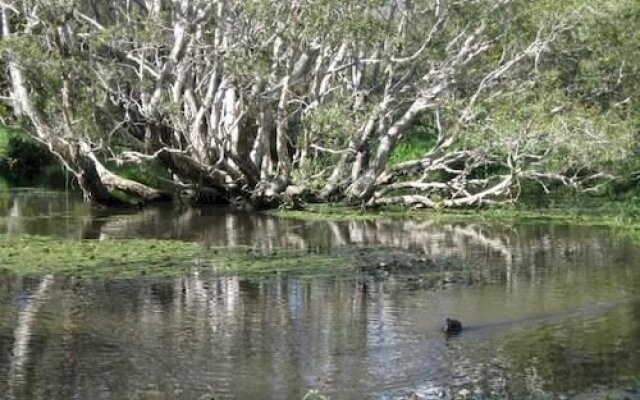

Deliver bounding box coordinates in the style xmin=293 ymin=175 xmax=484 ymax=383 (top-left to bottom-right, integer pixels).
xmin=1 ymin=189 xmax=640 ymax=399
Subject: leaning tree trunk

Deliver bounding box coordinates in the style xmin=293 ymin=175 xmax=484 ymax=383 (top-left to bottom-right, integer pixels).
xmin=346 ymin=98 xmax=432 ymax=202
xmin=2 ymin=6 xmax=169 ymax=207
xmin=9 ymin=72 xmax=166 ymax=207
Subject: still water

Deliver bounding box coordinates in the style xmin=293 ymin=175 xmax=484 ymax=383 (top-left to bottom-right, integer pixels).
xmin=0 ymin=190 xmax=639 ymax=399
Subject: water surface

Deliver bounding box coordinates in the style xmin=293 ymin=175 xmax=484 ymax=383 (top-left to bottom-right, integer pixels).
xmin=1 ymin=189 xmax=639 ymax=399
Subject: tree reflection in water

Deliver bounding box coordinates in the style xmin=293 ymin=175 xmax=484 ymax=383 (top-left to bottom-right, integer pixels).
xmin=0 ymin=191 xmax=639 ymax=399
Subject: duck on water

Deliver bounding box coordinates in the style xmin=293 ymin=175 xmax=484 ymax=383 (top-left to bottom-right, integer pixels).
xmin=443 ymin=318 xmax=463 ymax=334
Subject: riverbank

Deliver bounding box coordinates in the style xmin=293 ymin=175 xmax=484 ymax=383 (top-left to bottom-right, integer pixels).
xmin=273 ymin=198 xmax=640 ymax=229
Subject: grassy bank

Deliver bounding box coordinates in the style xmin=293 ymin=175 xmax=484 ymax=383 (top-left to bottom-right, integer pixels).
xmin=272 ymin=197 xmax=640 ymax=228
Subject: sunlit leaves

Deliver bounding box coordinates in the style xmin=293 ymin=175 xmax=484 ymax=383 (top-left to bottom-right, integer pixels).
xmin=462 ymin=89 xmax=634 ymax=170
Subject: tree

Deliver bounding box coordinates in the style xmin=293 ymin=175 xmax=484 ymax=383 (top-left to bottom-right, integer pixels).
xmin=0 ymin=0 xmax=632 ymax=208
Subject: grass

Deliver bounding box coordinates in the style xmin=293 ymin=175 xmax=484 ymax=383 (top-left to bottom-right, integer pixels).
xmin=270 ymin=204 xmax=410 ymax=221
xmin=388 ymin=125 xmax=436 ymax=166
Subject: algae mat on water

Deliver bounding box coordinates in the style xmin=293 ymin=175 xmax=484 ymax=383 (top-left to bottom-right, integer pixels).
xmin=0 ymin=234 xmax=364 ymax=279
xmin=0 ymin=234 xmax=474 ymax=285
xmin=0 ymin=235 xmax=201 ymax=278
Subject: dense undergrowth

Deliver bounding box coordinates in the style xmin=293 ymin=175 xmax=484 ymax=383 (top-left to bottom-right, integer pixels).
xmin=0 ymin=125 xmax=66 ymax=188
xmin=2 ymin=0 xmax=639 ymax=208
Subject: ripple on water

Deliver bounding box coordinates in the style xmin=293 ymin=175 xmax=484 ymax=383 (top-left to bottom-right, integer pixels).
xmin=2 ymin=272 xmax=639 ymax=399
xmin=2 ymin=192 xmax=640 ymax=399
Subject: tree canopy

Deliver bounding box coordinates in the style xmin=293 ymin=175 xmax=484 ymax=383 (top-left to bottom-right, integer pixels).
xmin=0 ymin=0 xmax=637 ymax=208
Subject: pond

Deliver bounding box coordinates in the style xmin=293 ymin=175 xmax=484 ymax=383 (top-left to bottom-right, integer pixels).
xmin=0 ymin=189 xmax=639 ymax=399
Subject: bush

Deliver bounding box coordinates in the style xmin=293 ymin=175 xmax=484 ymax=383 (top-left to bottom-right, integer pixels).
xmin=0 ymin=126 xmax=59 ymax=185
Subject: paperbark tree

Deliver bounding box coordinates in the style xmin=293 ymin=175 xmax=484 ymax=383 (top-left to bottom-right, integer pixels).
xmin=0 ymin=0 xmax=633 ymax=208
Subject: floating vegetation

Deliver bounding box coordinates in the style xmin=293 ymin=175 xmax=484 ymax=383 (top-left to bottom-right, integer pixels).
xmin=0 ymin=235 xmax=201 ymax=278
xmin=0 ymin=234 xmax=481 ymax=285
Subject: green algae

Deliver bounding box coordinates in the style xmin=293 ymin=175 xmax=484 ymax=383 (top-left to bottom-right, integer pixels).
xmin=0 ymin=234 xmax=379 ymax=279
xmin=0 ymin=235 xmax=202 ymax=278
xmin=0 ymin=234 xmax=477 ymax=285
xmin=212 ymin=251 xmax=354 ymax=277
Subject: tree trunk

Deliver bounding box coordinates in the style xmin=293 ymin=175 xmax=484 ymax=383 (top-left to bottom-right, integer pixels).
xmin=276 ymin=76 xmax=291 ymax=181
xmin=3 ymin=8 xmax=167 ymax=207
xmin=347 ymin=99 xmax=430 ymax=201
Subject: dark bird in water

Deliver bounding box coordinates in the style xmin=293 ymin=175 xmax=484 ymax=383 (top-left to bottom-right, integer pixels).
xmin=443 ymin=318 xmax=463 ymax=334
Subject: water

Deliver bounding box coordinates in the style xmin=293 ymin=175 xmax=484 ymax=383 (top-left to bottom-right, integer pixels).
xmin=0 ymin=189 xmax=639 ymax=399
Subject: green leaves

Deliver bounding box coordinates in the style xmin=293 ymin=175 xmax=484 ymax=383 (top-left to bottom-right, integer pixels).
xmin=389 ymin=124 xmax=437 ymax=166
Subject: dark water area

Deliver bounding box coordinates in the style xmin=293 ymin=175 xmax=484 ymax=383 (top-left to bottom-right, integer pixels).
xmin=1 ymin=189 xmax=640 ymax=399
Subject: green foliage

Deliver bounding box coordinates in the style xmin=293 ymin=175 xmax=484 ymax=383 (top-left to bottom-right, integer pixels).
xmin=305 ymin=96 xmax=358 ymax=146
xmin=552 ymin=0 xmax=640 ymax=109
xmin=2 ymin=0 xmax=640 ymax=206
xmin=0 ymin=125 xmax=61 ymax=185
xmin=107 ymin=159 xmax=173 ymax=192
xmin=389 ymin=124 xmax=437 ymax=165
xmin=465 ymin=89 xmax=633 ymax=167
xmin=298 ymin=94 xmax=360 ymax=180
xmin=0 ymin=176 xmax=9 ymax=191
xmin=0 ymin=126 xmax=10 ymax=154
xmin=244 ymin=0 xmax=390 ymax=45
